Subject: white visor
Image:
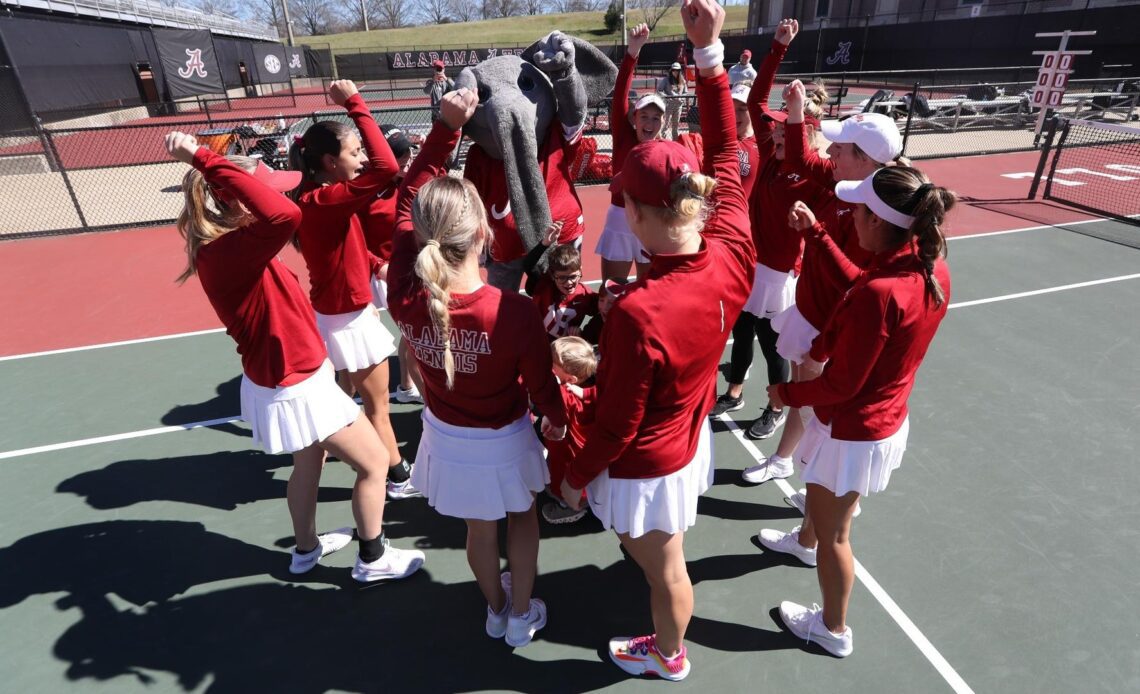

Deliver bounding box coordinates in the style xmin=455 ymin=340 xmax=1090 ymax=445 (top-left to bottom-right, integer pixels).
xmin=835 ymin=172 xmax=916 ymax=229
xmin=635 ymin=94 xmax=666 ymax=112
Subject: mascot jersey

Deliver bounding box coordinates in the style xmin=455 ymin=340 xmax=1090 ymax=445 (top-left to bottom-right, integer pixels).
xmin=464 ymin=121 xmax=585 ymax=263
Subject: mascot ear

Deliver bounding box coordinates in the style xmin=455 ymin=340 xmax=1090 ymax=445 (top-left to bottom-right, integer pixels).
xmin=522 ymin=36 xmax=617 ymax=108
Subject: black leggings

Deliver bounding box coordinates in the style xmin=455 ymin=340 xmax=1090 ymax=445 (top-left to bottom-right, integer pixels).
xmin=728 ymin=312 xmax=790 ymax=387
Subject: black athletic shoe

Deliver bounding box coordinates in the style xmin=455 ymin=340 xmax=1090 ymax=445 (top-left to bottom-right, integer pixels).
xmin=709 ymin=393 xmax=745 ymax=417
xmin=745 ymin=407 xmax=788 ymax=440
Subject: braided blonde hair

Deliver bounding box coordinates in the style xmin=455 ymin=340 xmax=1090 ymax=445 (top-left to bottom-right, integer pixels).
xmin=410 ymin=176 xmax=491 ymax=389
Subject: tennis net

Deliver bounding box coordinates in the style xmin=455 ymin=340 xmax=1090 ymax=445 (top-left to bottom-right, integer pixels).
xmin=1041 ymin=118 xmax=1140 ymax=226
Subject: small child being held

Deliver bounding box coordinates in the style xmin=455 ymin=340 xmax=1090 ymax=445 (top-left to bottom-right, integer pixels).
xmin=524 ymin=222 xmax=598 ymax=341
xmin=580 ymin=277 xmax=628 ymax=346
xmin=541 ymin=336 xmax=598 ymax=524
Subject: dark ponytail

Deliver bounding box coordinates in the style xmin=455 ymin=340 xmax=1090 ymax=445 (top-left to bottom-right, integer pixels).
xmin=288 ymin=119 xmax=354 ymax=248
xmin=871 ymin=166 xmax=956 ymax=307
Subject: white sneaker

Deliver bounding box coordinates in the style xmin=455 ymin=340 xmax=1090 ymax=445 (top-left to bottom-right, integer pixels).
xmin=394 ymin=384 xmax=423 ymax=404
xmin=505 ymin=598 xmax=547 ymax=647
xmin=486 ymin=571 xmax=513 ymax=638
xmin=386 ymin=478 xmax=423 ymax=500
xmin=350 ymin=540 xmax=425 ymax=583
xmin=757 ymin=526 xmax=818 ymax=567
xmin=288 ymin=527 xmax=353 ymax=574
xmin=741 ymin=455 xmax=793 ymax=484
xmin=778 ymin=600 xmax=853 ymax=658
xmin=785 ymin=488 xmax=861 ymax=518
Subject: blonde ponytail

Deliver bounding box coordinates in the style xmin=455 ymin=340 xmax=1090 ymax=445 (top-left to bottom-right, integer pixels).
xmin=175 ymin=156 xmax=257 ymax=283
xmin=411 ymin=176 xmax=491 ymax=390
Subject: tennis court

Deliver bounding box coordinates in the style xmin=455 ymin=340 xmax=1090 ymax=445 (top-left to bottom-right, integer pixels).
xmin=1 ymin=140 xmax=1139 ymax=693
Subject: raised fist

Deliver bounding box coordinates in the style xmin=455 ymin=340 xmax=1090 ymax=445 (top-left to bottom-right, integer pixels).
xmin=164 ymin=131 xmax=200 ymax=164
xmin=627 ymin=23 xmax=651 ymax=57
xmin=681 ymin=0 xmax=725 ymax=50
xmin=328 ymin=80 xmax=359 ymax=106
xmin=440 ymin=88 xmax=479 ymax=131
xmin=775 ymin=18 xmax=799 ymax=46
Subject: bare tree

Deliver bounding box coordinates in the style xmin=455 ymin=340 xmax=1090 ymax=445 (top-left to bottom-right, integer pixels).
xmin=552 ymin=0 xmax=601 ymax=11
xmin=635 ymin=0 xmax=678 ymax=32
xmin=486 ymin=0 xmax=521 ymax=17
xmin=291 ymin=0 xmax=335 ymax=34
xmin=521 ymin=0 xmax=545 ymax=15
xmin=449 ymin=0 xmax=478 ymax=21
xmin=371 ymin=0 xmax=409 ymax=28
xmin=195 ymin=0 xmax=238 ymax=16
xmin=336 ymin=0 xmax=370 ymax=30
xmin=251 ymin=0 xmax=289 ymax=34
xmin=420 ymin=0 xmax=454 ymax=24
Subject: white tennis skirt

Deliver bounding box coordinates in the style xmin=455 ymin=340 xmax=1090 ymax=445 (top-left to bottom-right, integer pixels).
xmin=239 ymin=360 xmax=361 ymax=455
xmin=743 ymin=263 xmax=798 ymax=319
xmin=315 ymin=306 xmax=397 ymax=373
xmin=771 ymin=304 xmax=821 ymax=365
xmin=796 ymin=415 xmax=909 ymax=497
xmin=411 ymin=407 xmax=549 ymax=521
xmin=594 ymin=204 xmax=647 ymax=263
xmin=587 ymin=419 xmax=714 ymax=539
xmin=370 ymin=276 xmax=388 ymax=311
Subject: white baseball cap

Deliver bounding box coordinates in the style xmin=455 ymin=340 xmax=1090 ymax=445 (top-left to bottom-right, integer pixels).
xmin=670 ymin=62 xmax=682 ymax=70
xmin=835 ymin=169 xmax=916 ymax=229
xmin=635 ymin=93 xmax=666 ymax=112
xmin=730 ymin=83 xmax=750 ymax=104
xmin=821 ymin=113 xmax=902 ymax=164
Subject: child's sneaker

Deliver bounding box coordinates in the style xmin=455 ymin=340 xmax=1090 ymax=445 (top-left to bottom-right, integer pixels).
xmin=541 ymin=500 xmax=587 ymax=524
xmin=485 ymin=571 xmax=513 ymax=638
xmin=778 ymin=601 xmax=853 ymax=658
xmin=288 ymin=527 xmax=353 ymax=574
xmin=608 ymin=634 xmax=691 ymax=681
xmin=505 ymin=598 xmax=547 ymax=647
xmin=350 ymin=540 xmax=425 ymax=583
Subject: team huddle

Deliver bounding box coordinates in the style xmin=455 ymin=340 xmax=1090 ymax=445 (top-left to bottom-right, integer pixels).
xmin=164 ymin=0 xmax=953 ymax=680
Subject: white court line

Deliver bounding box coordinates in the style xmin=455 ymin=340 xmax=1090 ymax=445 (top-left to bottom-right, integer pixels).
xmin=0 ymin=279 xmax=616 ymax=363
xmin=0 ymin=416 xmax=240 ymax=461
xmin=947 ymin=273 xmax=1140 ymax=309
xmin=717 ymin=415 xmax=975 ymax=694
xmin=3 ymin=271 xmax=1139 ymax=461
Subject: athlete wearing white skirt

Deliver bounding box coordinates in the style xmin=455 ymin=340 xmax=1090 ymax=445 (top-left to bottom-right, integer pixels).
xmin=561 ymin=51 xmax=755 ymax=682
xmin=758 ymin=166 xmax=955 ymax=658
xmin=387 ymin=99 xmax=569 ymax=648
xmin=291 ymin=81 xmax=416 ymax=501
xmin=598 ymin=24 xmax=665 ymax=285
xmin=165 ymin=123 xmax=424 ymax=585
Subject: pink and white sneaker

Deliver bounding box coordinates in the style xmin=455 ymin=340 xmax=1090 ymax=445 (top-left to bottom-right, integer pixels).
xmin=608 ymin=634 xmax=691 ymax=681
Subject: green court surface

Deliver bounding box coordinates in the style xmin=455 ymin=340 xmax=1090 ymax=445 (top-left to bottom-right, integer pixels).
xmin=1 ymin=222 xmax=1139 ymax=693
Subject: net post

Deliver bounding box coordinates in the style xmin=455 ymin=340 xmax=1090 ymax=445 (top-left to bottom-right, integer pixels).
xmin=901 ymin=80 xmax=919 ymax=155
xmin=1041 ymin=117 xmax=1071 ymax=202
xmin=1028 ymin=115 xmax=1060 ymax=200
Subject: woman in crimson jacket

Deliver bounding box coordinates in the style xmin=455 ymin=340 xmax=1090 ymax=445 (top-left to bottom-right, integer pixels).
xmin=559 ymin=0 xmax=754 ymax=681
xmin=764 ymin=165 xmax=954 ymax=658
xmin=164 ymin=131 xmax=424 ymax=584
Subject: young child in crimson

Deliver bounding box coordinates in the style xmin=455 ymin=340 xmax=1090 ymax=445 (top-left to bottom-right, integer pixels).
xmin=522 ymin=222 xmax=598 ymax=341
xmin=541 ymin=336 xmax=597 ymax=525
xmin=580 ymin=278 xmax=628 ymax=346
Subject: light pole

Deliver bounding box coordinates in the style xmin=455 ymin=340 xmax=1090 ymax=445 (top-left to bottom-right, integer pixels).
xmin=621 ymin=0 xmax=626 ymax=40
xmin=360 ymin=0 xmax=370 ymax=31
xmin=281 ymin=0 xmax=295 ymax=46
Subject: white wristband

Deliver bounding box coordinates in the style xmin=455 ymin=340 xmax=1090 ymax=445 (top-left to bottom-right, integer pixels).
xmin=693 ymin=41 xmax=725 ymax=70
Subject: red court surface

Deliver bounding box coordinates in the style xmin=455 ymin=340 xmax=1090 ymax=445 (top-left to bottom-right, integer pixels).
xmin=0 ymin=150 xmax=1099 ymax=357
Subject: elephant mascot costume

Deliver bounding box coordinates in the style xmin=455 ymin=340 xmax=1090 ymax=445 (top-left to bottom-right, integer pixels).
xmin=457 ymin=31 xmax=617 ymax=291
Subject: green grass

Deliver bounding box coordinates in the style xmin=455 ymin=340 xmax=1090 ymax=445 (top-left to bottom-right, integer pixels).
xmin=298 ymin=6 xmax=750 ymax=51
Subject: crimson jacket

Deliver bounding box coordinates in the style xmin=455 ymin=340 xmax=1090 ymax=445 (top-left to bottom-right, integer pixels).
xmin=566 ymin=70 xmax=754 ymax=487
xmin=387 ymin=121 xmax=567 ymax=429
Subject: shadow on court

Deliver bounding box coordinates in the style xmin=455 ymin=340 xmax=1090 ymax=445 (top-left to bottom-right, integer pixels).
xmin=162 ymin=375 xmax=247 ymax=438
xmin=0 ymin=519 xmax=792 ymax=692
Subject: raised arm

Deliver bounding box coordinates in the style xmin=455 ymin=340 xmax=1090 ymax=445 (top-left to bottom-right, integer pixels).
xmin=389 ymin=90 xmax=476 ymax=305
xmin=789 ymin=203 xmax=862 ymax=287
xmin=783 ymin=81 xmax=835 ymax=183
xmin=611 ymin=24 xmax=649 ymax=171
xmin=748 ymin=19 xmax=798 ymax=163
xmin=307 ymin=82 xmax=400 ymax=210
xmin=686 ymin=0 xmax=753 ymax=273
xmin=531 ymin=31 xmax=588 ymax=131
xmin=167 ymin=132 xmax=301 ymax=244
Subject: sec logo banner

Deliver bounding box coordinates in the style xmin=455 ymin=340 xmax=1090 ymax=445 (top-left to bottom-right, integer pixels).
xmin=264 ymin=54 xmax=282 ymax=75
